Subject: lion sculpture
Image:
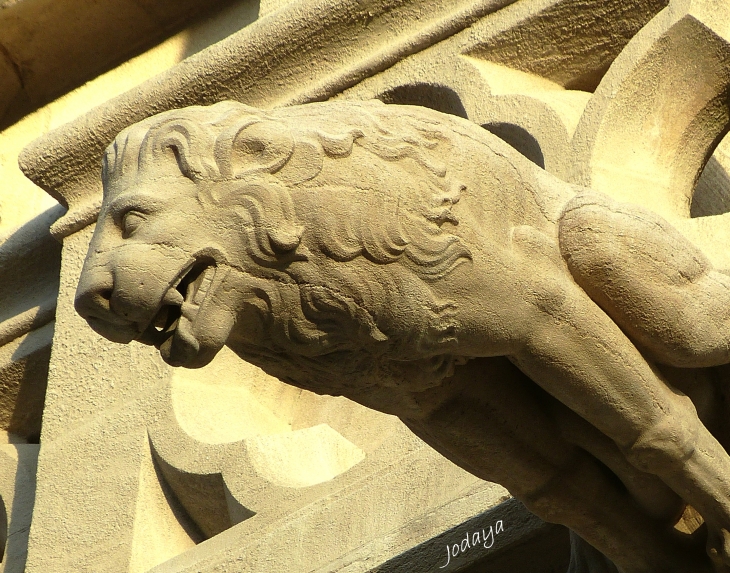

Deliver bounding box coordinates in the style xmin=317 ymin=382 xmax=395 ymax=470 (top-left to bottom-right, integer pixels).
xmin=74 ymin=100 xmax=730 ymax=572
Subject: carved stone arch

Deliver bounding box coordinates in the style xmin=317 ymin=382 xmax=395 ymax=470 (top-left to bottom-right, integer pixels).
xmin=569 ymin=0 xmax=730 ymax=217
xmin=566 ymin=0 xmax=730 ymax=268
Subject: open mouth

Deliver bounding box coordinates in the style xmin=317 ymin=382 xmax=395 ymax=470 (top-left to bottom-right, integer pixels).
xmin=138 ymin=260 xmax=217 ymax=356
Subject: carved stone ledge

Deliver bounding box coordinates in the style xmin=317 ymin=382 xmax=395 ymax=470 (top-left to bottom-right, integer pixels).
xmin=18 ymin=0 xmax=519 ymax=240
xmin=368 ymin=499 xmax=570 ymax=573
xmin=0 ymin=0 xmax=241 ymax=127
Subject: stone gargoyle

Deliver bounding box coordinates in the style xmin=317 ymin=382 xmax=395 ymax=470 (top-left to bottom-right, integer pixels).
xmin=74 ymin=100 xmax=730 ymax=573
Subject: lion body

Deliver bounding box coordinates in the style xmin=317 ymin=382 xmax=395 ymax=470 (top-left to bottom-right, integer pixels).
xmin=75 ymin=100 xmax=730 ymax=572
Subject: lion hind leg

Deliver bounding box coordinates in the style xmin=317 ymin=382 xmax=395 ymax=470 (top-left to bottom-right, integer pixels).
xmin=545 ymin=393 xmax=683 ymax=522
xmin=517 ymin=447 xmax=712 ymax=573
xmin=559 ymin=192 xmax=730 ymax=368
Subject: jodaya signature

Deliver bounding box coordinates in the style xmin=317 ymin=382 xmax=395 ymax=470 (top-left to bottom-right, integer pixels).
xmin=439 ymin=519 xmax=504 ymax=569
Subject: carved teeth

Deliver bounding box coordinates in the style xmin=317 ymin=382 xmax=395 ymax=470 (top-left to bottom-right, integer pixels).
xmin=143 ymin=262 xmax=216 ymax=349
xmin=162 ymin=288 xmax=184 ymax=307
xmin=193 ymin=267 xmax=215 ymax=306
xmin=183 ymin=265 xmax=215 ymax=307
xmin=178 ymin=264 xmax=216 ymax=324
xmin=170 ymin=261 xmax=195 ymax=291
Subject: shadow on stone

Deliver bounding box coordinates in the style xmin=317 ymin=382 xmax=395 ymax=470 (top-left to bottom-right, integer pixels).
xmin=378 ymin=84 xmax=469 ymax=119
xmin=483 ymin=123 xmax=545 ymax=169
xmin=692 ymin=155 xmax=730 ymax=218
xmin=372 ymin=498 xmax=570 ymax=573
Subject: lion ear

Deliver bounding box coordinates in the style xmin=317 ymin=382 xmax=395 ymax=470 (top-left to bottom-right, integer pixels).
xmin=216 ymin=121 xmax=295 ymax=179
xmin=157 ymin=131 xmax=211 ymax=180
xmin=139 ymin=120 xmax=218 ymax=181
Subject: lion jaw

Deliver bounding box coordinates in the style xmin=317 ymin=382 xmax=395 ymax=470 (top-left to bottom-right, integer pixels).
xmin=139 ymin=261 xmax=236 ymax=368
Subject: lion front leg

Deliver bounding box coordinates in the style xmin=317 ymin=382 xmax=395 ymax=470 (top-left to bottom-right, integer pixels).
xmin=403 ymin=358 xmax=711 ymax=573
xmin=507 ymin=267 xmax=730 ymax=570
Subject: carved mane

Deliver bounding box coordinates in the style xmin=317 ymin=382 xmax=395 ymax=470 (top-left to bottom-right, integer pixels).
xmin=104 ymin=100 xmax=474 ymax=392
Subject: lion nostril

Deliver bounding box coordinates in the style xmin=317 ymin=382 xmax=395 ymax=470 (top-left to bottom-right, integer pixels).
xmin=75 ymin=265 xmax=116 ymax=320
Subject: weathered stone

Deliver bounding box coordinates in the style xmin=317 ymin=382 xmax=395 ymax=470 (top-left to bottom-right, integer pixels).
xmin=4 ymin=0 xmax=730 ymax=571
xmin=74 ymin=98 xmax=730 ymax=572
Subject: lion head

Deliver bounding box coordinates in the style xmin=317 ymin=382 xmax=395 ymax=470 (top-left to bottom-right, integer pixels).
xmin=75 ymin=100 xmax=473 ymax=393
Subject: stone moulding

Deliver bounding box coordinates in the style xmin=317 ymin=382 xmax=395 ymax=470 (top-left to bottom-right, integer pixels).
xmin=17 ymin=0 xmax=517 ymax=240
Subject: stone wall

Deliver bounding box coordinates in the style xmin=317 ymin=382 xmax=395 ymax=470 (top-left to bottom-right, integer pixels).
xmin=1 ymin=0 xmax=729 ymax=571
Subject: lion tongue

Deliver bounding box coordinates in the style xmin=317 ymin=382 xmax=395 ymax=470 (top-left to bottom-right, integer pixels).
xmin=160 ymin=315 xmax=200 ymax=367
xmin=158 ymin=266 xmax=215 ymax=366
xmin=184 ymin=265 xmax=236 ymax=366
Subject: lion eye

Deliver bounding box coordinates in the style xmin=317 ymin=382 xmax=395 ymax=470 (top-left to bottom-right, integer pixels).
xmin=121 ymin=211 xmax=145 ymax=238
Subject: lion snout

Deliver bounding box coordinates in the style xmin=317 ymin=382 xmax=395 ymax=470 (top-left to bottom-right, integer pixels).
xmin=75 ymin=264 xmax=139 ymax=343
xmin=75 ymin=264 xmax=113 ymax=317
